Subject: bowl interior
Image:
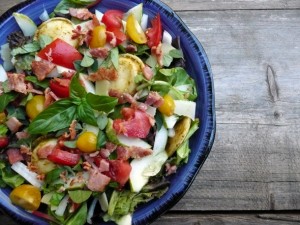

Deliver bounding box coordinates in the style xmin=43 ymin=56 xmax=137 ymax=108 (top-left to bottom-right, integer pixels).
xmin=0 ymin=0 xmax=215 ymax=224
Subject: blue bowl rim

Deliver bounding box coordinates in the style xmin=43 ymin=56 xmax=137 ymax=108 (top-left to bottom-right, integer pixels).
xmin=0 ymin=0 xmax=216 ymax=224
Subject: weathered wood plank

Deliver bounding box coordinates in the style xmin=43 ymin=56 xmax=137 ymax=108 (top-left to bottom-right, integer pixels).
xmin=168 ymin=9 xmax=300 ymax=211
xmin=1 ymin=0 xmax=300 ymax=16
xmin=153 ymin=213 xmax=300 ymax=225
xmin=162 ymin=0 xmax=300 ymax=11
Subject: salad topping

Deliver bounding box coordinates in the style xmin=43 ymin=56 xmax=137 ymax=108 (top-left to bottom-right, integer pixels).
xmin=0 ymin=0 xmax=199 ymax=224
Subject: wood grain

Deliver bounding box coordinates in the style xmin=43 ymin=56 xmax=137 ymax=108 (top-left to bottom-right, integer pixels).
xmin=153 ymin=213 xmax=300 ymax=225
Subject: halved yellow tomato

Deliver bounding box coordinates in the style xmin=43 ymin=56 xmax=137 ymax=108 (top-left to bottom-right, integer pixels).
xmin=90 ymin=25 xmax=107 ymax=48
xmin=76 ymin=131 xmax=97 ymax=153
xmin=10 ymin=184 xmax=41 ymax=211
xmin=26 ymin=95 xmax=45 ymax=120
xmin=158 ymin=94 xmax=175 ymax=116
xmin=126 ymin=13 xmax=147 ymax=44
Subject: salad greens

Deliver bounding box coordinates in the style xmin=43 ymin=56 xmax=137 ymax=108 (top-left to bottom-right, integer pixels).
xmin=0 ymin=1 xmax=199 ymax=224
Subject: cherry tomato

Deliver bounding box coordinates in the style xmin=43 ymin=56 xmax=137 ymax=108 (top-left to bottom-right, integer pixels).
xmin=0 ymin=136 xmax=9 ymax=148
xmin=158 ymin=94 xmax=175 ymax=116
xmin=126 ymin=13 xmax=147 ymax=44
xmin=47 ymin=148 xmax=80 ymax=166
xmin=37 ymin=38 xmax=82 ymax=69
xmin=101 ymin=10 xmax=123 ymax=30
xmin=49 ymin=79 xmax=70 ymax=98
xmin=107 ymin=27 xmax=127 ymax=45
xmin=90 ymin=25 xmax=107 ymax=48
xmin=26 ymin=95 xmax=46 ymax=120
xmin=146 ymin=14 xmax=162 ymax=48
xmin=76 ymin=132 xmax=97 ymax=153
xmin=10 ymin=184 xmax=41 ymax=211
xmin=105 ymin=160 xmax=131 ymax=187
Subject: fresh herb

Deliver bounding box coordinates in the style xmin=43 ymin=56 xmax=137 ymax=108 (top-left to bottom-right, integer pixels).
xmin=11 ymin=41 xmax=40 ymax=56
xmin=54 ymin=0 xmax=98 ymax=15
xmin=0 ymin=92 xmax=18 ymax=112
xmin=76 ymin=98 xmax=98 ymax=126
xmin=65 ymin=202 xmax=87 ymax=225
xmin=39 ymin=35 xmax=53 ymax=48
xmin=68 ymin=190 xmax=92 ymax=203
xmin=0 ymin=160 xmax=25 ymax=188
xmin=86 ymin=93 xmax=118 ymax=113
xmin=14 ymin=54 xmax=35 ymax=71
xmin=80 ymin=51 xmax=94 ymax=67
xmin=25 ymin=76 xmax=50 ymax=89
xmin=0 ymin=125 xmax=8 ymax=136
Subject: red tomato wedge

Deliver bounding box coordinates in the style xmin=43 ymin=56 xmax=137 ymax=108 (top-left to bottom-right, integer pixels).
xmin=49 ymin=78 xmax=71 ymax=98
xmin=106 ymin=160 xmax=131 ymax=187
xmin=146 ymin=14 xmax=162 ymax=48
xmin=37 ymin=38 xmax=82 ymax=70
xmin=101 ymin=10 xmax=124 ymax=30
xmin=47 ymin=148 xmax=80 ymax=166
xmin=113 ymin=108 xmax=152 ymax=138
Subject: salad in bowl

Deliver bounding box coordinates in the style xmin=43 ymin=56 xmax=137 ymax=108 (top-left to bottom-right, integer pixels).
xmin=0 ymin=0 xmax=214 ymax=224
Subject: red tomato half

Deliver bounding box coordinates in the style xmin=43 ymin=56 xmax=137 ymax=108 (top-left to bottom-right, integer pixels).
xmin=47 ymin=148 xmax=80 ymax=166
xmin=101 ymin=10 xmax=124 ymax=30
xmin=0 ymin=136 xmax=9 ymax=148
xmin=49 ymin=79 xmax=70 ymax=98
xmin=113 ymin=108 xmax=152 ymax=138
xmin=37 ymin=39 xmax=82 ymax=69
xmin=106 ymin=27 xmax=127 ymax=46
xmin=146 ymin=14 xmax=162 ymax=48
xmin=106 ymin=160 xmax=131 ymax=187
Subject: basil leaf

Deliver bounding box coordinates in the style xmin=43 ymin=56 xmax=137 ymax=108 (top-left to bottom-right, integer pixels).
xmin=50 ymin=192 xmax=65 ymax=206
xmin=25 ymin=76 xmax=49 ymax=89
xmin=0 ymin=125 xmax=8 ymax=136
xmin=65 ymin=202 xmax=87 ymax=225
xmin=54 ymin=0 xmax=97 ymax=15
xmin=28 ymin=99 xmax=76 ymax=134
xmin=77 ymin=98 xmax=97 ymax=126
xmin=11 ymin=41 xmax=40 ymax=56
xmin=70 ymin=73 xmax=87 ymax=100
xmin=68 ymin=190 xmax=92 ymax=204
xmin=0 ymin=92 xmax=18 ymax=112
xmin=110 ymin=47 xmax=119 ymax=69
xmin=0 ymin=164 xmax=25 ymax=188
xmin=86 ymin=93 xmax=118 ymax=113
xmin=15 ymin=54 xmax=35 ymax=71
xmin=97 ymin=130 xmax=106 ymax=148
xmin=169 ymin=49 xmax=183 ymax=58
xmin=80 ymin=51 xmax=94 ymax=67
xmin=97 ymin=114 xmax=108 ymax=130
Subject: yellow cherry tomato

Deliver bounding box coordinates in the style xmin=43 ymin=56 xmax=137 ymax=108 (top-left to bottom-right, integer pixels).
xmin=26 ymin=95 xmax=45 ymax=120
xmin=10 ymin=184 xmax=41 ymax=211
xmin=158 ymin=94 xmax=175 ymax=116
xmin=126 ymin=13 xmax=147 ymax=44
xmin=76 ymin=131 xmax=97 ymax=153
xmin=90 ymin=25 xmax=107 ymax=48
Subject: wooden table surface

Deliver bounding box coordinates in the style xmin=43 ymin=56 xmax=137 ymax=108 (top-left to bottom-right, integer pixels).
xmin=1 ymin=0 xmax=300 ymax=224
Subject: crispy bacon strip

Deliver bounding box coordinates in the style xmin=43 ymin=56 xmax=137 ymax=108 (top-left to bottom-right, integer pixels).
xmin=86 ymin=168 xmax=111 ymax=192
xmin=88 ymin=67 xmax=118 ymax=82
xmin=31 ymin=59 xmax=56 ymax=81
xmin=145 ymin=91 xmax=164 ymax=108
xmin=89 ymin=47 xmax=109 ymax=58
xmin=117 ymin=146 xmax=152 ymax=160
xmin=69 ymin=8 xmax=93 ymax=20
xmin=6 ymin=117 xmax=22 ymax=133
xmin=7 ymin=73 xmax=27 ymax=94
xmin=109 ymin=89 xmax=136 ymax=104
xmin=7 ymin=148 xmax=24 ymax=165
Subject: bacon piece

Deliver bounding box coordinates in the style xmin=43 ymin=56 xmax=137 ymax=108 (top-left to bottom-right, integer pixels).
xmin=69 ymin=8 xmax=93 ymax=20
xmin=37 ymin=144 xmax=54 ymax=159
xmin=99 ymin=142 xmax=117 ymax=158
xmin=26 ymin=83 xmax=43 ymax=95
xmin=151 ymin=43 xmax=163 ymax=67
xmin=7 ymin=148 xmax=24 ymax=164
xmin=88 ymin=67 xmax=118 ymax=82
xmin=125 ymin=44 xmax=137 ymax=53
xmin=145 ymin=91 xmax=164 ymax=108
xmin=53 ymin=77 xmax=71 ymax=87
xmin=165 ymin=163 xmax=177 ymax=176
xmin=44 ymin=88 xmax=57 ymax=108
xmin=105 ymin=31 xmax=117 ymax=47
xmin=89 ymin=48 xmax=109 ymax=58
xmin=143 ymin=65 xmax=153 ymax=80
xmin=7 ymin=73 xmax=27 ymax=94
xmin=15 ymin=131 xmax=29 ymax=140
xmin=72 ymin=25 xmax=87 ymax=46
xmin=31 ymin=59 xmax=56 ymax=81
xmin=69 ymin=120 xmax=77 ymax=140
xmin=109 ymin=89 xmax=136 ymax=104
xmin=61 ymin=70 xmax=76 ymax=79
xmin=20 ymin=145 xmax=31 ymax=155
xmin=117 ymin=146 xmax=152 ymax=160
xmin=6 ymin=117 xmax=22 ymax=133
xmin=98 ymin=159 xmax=110 ymax=172
xmin=86 ymin=168 xmax=111 ymax=192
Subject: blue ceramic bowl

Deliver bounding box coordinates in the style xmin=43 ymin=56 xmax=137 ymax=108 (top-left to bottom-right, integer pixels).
xmin=0 ymin=0 xmax=216 ymax=224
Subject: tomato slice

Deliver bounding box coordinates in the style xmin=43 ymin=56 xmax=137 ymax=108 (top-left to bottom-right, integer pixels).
xmin=113 ymin=108 xmax=152 ymax=138
xmin=47 ymin=148 xmax=80 ymax=166
xmin=146 ymin=14 xmax=162 ymax=48
xmin=0 ymin=136 xmax=9 ymax=148
xmin=106 ymin=160 xmax=131 ymax=187
xmin=101 ymin=10 xmax=124 ymax=30
xmin=49 ymin=79 xmax=70 ymax=98
xmin=37 ymin=38 xmax=82 ymax=70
